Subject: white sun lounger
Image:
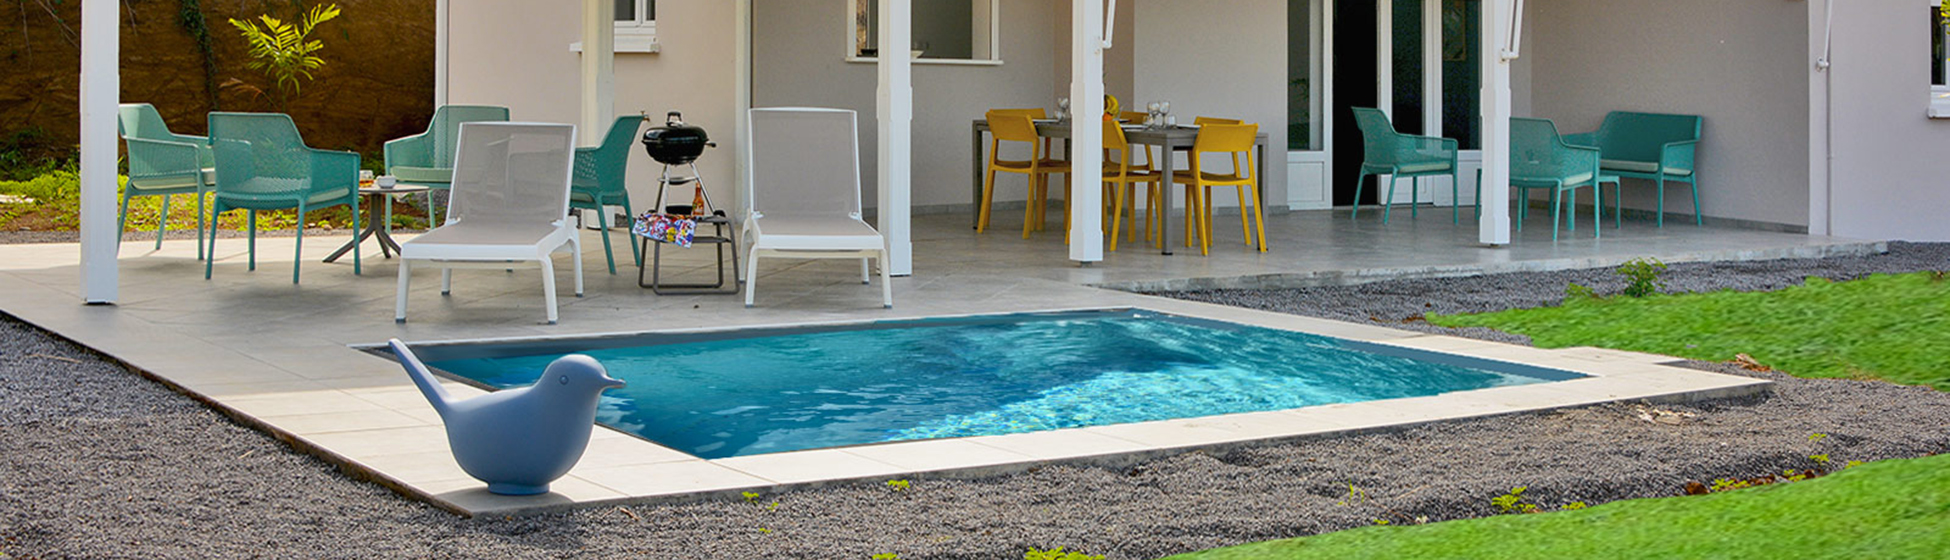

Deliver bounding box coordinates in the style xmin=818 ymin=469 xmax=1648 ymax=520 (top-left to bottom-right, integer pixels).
xmin=395 ymin=123 xmax=583 ymax=324
xmin=743 ymin=108 xmax=893 ymax=309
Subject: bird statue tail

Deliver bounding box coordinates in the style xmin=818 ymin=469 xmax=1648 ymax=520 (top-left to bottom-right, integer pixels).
xmin=388 ymin=338 xmax=456 ymax=420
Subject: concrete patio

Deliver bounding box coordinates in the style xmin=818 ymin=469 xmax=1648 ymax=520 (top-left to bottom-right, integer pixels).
xmin=0 ymin=209 xmax=1872 ymax=515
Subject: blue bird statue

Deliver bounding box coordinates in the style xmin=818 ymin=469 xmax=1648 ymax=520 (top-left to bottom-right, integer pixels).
xmin=389 ymin=339 xmax=625 ymax=495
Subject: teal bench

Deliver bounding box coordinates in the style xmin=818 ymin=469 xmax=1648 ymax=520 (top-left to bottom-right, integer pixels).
xmin=1562 ymin=111 xmax=1702 ymax=227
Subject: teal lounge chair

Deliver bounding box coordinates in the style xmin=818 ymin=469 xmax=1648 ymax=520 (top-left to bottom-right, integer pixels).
xmin=384 ymin=105 xmax=510 ymax=225
xmin=1349 ymin=107 xmax=1462 ymax=224
xmin=570 ymin=115 xmax=644 ymax=274
xmin=1562 ymin=111 xmax=1702 ymax=227
xmin=118 ymin=103 xmax=215 ymax=259
xmin=205 ymin=113 xmax=362 ymax=283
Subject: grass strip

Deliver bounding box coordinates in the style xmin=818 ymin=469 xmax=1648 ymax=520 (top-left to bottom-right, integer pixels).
xmin=1167 ymin=452 xmax=1950 ymax=559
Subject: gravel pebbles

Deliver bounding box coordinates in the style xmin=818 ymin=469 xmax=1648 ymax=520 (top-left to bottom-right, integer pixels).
xmin=3 ymin=244 xmax=1949 ymax=559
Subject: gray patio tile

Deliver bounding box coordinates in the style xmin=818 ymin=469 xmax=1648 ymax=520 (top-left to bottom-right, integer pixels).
xmin=839 ymin=438 xmax=1038 ymax=473
xmin=711 ymin=449 xmax=908 ymax=485
xmin=574 ymin=460 xmax=775 ymax=495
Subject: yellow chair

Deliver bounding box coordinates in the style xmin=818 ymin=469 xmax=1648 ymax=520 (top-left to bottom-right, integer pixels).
xmin=1171 ymin=123 xmax=1266 ymax=255
xmin=1194 ymin=116 xmax=1243 ymax=125
xmin=990 ymin=109 xmax=1067 ymax=231
xmin=1102 ymin=120 xmax=1165 ymax=251
xmin=980 ymin=111 xmax=1071 ymax=238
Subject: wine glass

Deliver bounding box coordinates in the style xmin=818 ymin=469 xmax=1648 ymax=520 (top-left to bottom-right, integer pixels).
xmin=1057 ymin=98 xmax=1071 ymax=121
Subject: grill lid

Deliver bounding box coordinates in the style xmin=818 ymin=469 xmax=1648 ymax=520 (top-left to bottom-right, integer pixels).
xmin=640 ymin=111 xmax=712 ymax=165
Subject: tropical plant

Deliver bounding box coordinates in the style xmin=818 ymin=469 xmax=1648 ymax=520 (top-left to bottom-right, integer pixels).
xmin=229 ymin=3 xmax=342 ymax=107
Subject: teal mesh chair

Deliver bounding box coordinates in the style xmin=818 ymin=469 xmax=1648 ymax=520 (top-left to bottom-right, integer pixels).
xmin=1499 ymin=118 xmax=1608 ymax=242
xmin=384 ymin=105 xmax=510 ymax=225
xmin=570 ymin=115 xmax=644 ymax=274
xmin=205 ymin=113 xmax=362 ymax=283
xmin=1350 ymin=108 xmax=1462 ymax=224
xmin=1561 ymin=111 xmax=1702 ymax=227
xmin=118 ymin=103 xmax=215 ymax=259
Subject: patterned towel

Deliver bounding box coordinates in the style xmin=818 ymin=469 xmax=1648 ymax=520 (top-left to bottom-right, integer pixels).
xmin=632 ymin=212 xmax=697 ymax=247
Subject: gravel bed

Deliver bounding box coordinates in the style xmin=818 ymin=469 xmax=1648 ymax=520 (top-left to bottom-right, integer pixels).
xmin=3 ymin=244 xmax=1949 ymax=559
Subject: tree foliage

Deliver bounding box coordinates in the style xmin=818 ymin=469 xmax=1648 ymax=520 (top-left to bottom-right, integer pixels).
xmin=228 ymin=4 xmax=342 ymax=106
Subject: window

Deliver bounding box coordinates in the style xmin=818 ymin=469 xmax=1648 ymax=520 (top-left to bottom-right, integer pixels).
xmin=1931 ymin=3 xmax=1949 ymax=117
xmin=849 ymin=0 xmax=1001 ymax=65
xmin=573 ymin=0 xmax=657 ymax=53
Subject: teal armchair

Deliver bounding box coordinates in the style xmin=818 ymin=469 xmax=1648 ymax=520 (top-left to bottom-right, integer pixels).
xmin=1561 ymin=111 xmax=1702 ymax=227
xmin=384 ymin=105 xmax=510 ymax=224
xmin=1500 ymin=118 xmax=1609 ymax=242
xmin=1350 ymin=108 xmax=1462 ymax=224
xmin=118 ymin=103 xmax=216 ymax=259
xmin=205 ymin=112 xmax=362 ymax=283
xmin=571 ymin=115 xmax=644 ymax=274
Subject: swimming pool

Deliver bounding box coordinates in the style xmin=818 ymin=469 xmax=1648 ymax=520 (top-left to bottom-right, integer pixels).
xmin=417 ymin=310 xmax=1583 ymax=459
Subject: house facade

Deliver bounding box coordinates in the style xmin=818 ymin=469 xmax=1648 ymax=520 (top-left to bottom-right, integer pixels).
xmin=68 ymin=0 xmax=1950 ymax=302
xmin=442 ymin=0 xmax=1949 ymax=243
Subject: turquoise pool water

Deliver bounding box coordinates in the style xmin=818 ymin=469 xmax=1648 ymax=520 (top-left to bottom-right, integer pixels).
xmin=423 ymin=310 xmax=1577 ymax=459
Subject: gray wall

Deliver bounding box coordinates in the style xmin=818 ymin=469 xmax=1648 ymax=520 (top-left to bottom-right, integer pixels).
xmin=1133 ymin=0 xmax=1289 ymax=208
xmin=449 ymin=0 xmax=742 ymax=213
xmin=1822 ymin=0 xmax=1950 ymax=241
xmin=1529 ymin=0 xmax=1810 ymax=228
xmin=755 ymin=0 xmax=1065 ymax=209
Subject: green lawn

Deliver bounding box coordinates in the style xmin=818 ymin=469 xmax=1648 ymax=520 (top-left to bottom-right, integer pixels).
xmin=1165 ymin=452 xmax=1950 ymax=559
xmin=1428 ymin=272 xmax=1950 ymax=390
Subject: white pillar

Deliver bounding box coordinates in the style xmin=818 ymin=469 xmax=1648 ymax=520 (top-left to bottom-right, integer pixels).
xmin=1067 ymin=0 xmax=1105 ymax=264
xmin=580 ymin=0 xmax=615 ymax=146
xmin=1477 ymin=0 xmax=1514 ymax=246
xmin=79 ymin=0 xmax=119 ymax=304
xmin=435 ymin=0 xmax=450 ymax=105
xmin=876 ymin=0 xmax=915 ymax=276
xmin=735 ymin=0 xmax=754 ymax=230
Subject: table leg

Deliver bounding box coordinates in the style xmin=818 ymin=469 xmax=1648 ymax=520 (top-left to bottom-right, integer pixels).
xmin=373 ymin=194 xmax=403 ymax=257
xmin=1161 ymin=139 xmax=1178 ymax=255
xmin=323 ymin=194 xmax=379 ymax=263
xmin=972 ymin=126 xmax=984 ymax=229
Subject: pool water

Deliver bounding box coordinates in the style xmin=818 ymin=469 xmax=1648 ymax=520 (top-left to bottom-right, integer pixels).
xmin=424 ymin=310 xmax=1576 ymax=459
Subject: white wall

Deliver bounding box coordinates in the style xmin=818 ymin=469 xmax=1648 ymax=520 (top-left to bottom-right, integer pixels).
xmin=1821 ymin=0 xmax=1950 ymax=241
xmin=1133 ymin=0 xmax=1289 ymax=209
xmin=447 ymin=1 xmax=742 ymax=215
xmin=1529 ymin=0 xmax=1810 ymax=229
xmin=754 ymin=0 xmax=1065 ymax=210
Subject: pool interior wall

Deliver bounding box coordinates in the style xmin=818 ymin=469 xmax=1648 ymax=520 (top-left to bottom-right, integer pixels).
xmin=392 ymin=309 xmax=1587 ymax=460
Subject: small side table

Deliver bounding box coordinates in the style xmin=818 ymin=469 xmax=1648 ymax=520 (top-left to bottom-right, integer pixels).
xmin=325 ymin=184 xmax=430 ymax=263
xmin=637 ymin=214 xmax=741 ymax=295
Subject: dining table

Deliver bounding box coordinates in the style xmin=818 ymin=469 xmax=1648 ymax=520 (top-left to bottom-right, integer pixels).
xmin=971 ymin=119 xmax=1269 ymax=255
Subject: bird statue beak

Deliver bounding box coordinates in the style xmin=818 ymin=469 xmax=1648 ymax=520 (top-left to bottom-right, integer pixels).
xmin=601 ymin=376 xmax=626 ymax=389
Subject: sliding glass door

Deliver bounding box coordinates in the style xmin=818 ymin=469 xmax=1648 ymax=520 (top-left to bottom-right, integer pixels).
xmin=1295 ymin=0 xmax=1479 ymax=210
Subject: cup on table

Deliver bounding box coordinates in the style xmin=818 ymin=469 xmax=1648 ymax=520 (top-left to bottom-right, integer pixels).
xmin=1166 ymin=115 xmax=1178 ymax=127
xmin=376 ymin=175 xmax=397 ymax=189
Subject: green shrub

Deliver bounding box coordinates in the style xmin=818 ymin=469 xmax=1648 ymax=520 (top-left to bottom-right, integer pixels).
xmin=1616 ymin=258 xmax=1667 ymax=298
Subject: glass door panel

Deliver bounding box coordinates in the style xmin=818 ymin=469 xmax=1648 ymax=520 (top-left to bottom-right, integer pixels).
xmin=1391 ymin=0 xmax=1424 ymax=135
xmin=1440 ymin=0 xmax=1481 ymax=149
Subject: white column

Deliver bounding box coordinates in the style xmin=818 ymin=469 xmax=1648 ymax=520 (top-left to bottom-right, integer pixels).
xmin=1067 ymin=0 xmax=1105 ymax=263
xmin=735 ymin=0 xmax=754 ymax=229
xmin=79 ymin=0 xmax=119 ymax=304
xmin=435 ymin=0 xmax=450 ymax=105
xmin=876 ymin=0 xmax=914 ymax=276
xmin=1477 ymin=0 xmax=1514 ymax=246
xmin=580 ymin=0 xmax=615 ymax=146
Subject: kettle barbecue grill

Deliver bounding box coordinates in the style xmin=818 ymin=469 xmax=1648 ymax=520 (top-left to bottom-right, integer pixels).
xmin=640 ymin=111 xmax=720 ymax=216
xmin=634 ymin=111 xmax=739 ymax=295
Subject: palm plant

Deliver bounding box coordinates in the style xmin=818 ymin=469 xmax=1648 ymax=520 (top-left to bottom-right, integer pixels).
xmin=229 ymin=3 xmax=342 ymax=109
